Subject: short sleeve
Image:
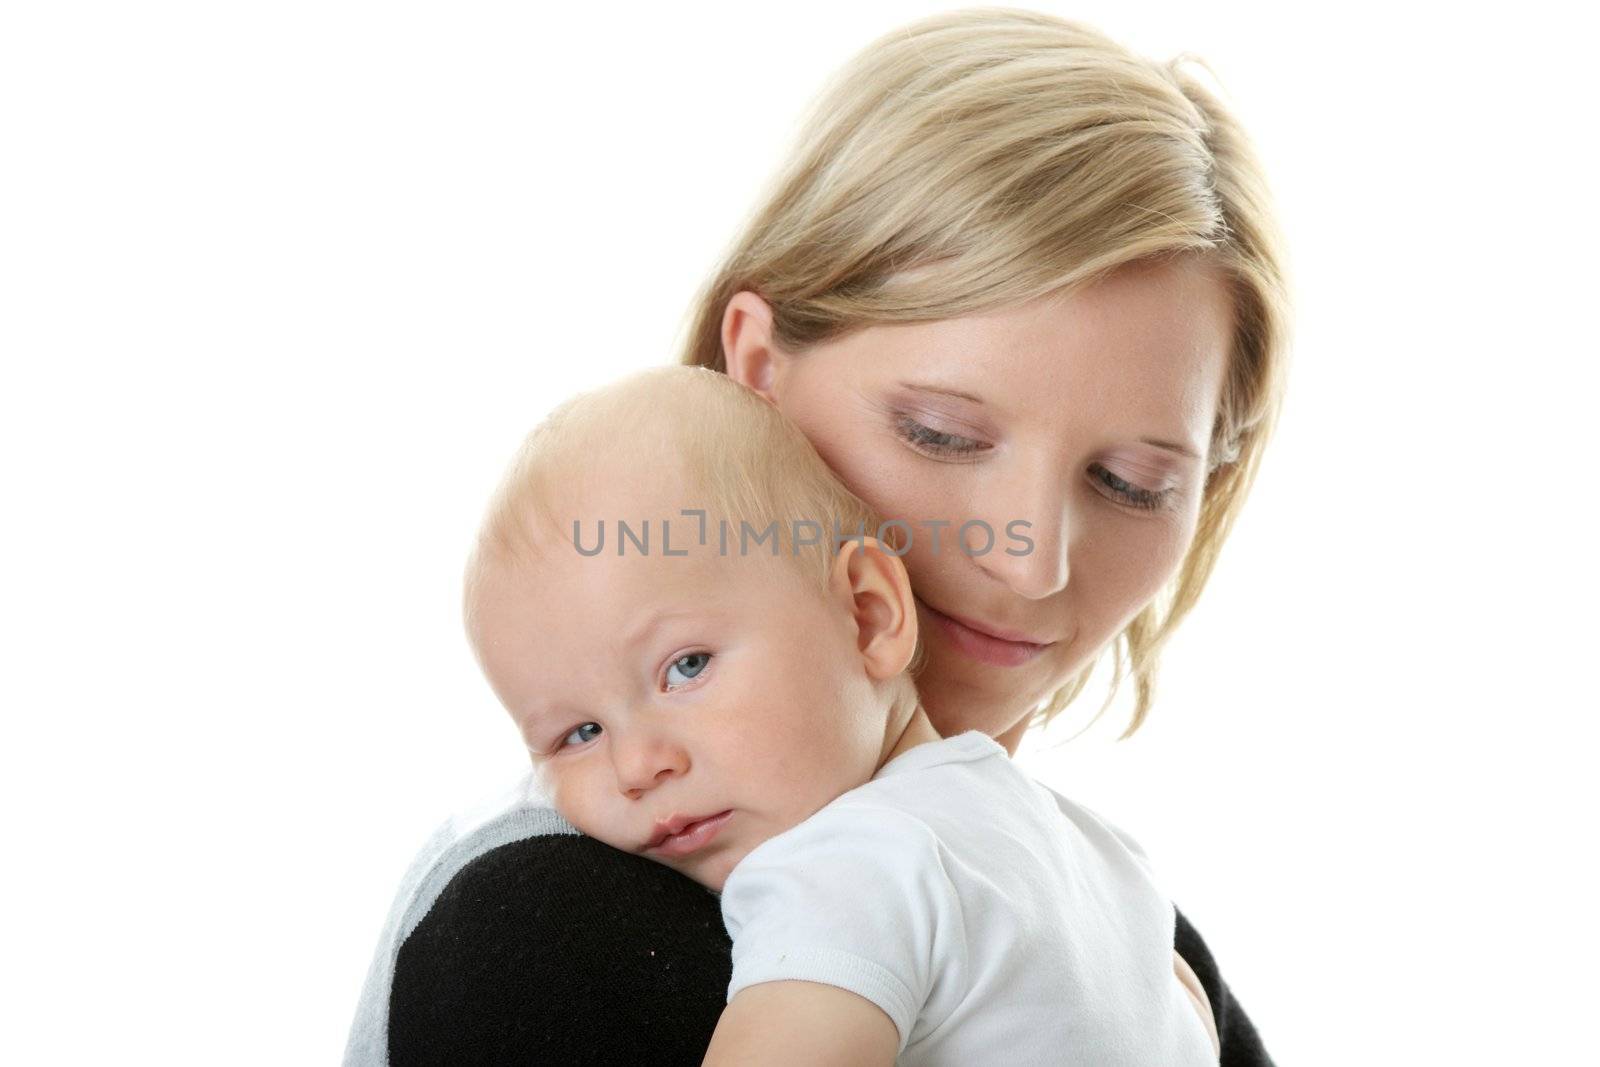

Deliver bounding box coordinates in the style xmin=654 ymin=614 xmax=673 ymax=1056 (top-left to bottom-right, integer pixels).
xmin=718 ymin=804 xmax=962 ymax=1052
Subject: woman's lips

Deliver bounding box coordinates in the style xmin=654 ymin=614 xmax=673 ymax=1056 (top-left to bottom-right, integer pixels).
xmin=916 ymin=597 xmax=1054 ymax=668
xmin=645 ymin=810 xmax=733 ymax=858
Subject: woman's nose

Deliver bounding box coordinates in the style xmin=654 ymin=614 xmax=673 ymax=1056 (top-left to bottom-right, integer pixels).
xmin=610 ymin=728 xmax=690 ymax=799
xmin=971 ymin=485 xmax=1072 ymax=601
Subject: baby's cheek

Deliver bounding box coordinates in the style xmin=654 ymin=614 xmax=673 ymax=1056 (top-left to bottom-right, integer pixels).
xmin=705 ymin=855 xmax=737 ymax=895
xmin=549 ymin=768 xmax=611 ymax=840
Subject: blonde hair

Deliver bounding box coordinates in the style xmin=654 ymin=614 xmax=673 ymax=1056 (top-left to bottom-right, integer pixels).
xmin=468 ymin=365 xmax=927 ymax=674
xmin=679 ymin=8 xmax=1291 ymax=738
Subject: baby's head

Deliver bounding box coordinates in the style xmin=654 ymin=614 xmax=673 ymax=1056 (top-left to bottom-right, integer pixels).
xmin=465 ymin=366 xmax=925 ymax=891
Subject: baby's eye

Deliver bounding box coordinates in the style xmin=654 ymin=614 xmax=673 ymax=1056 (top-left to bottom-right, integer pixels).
xmin=664 ymin=651 xmax=712 ymax=689
xmin=561 ymin=722 xmax=602 ymax=747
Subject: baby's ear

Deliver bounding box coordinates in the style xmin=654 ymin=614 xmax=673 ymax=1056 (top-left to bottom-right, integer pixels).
xmin=828 ymin=536 xmax=919 ymax=681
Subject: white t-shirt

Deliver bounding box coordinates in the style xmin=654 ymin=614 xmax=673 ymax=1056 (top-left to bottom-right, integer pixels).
xmin=719 ymin=730 xmax=1216 ymax=1066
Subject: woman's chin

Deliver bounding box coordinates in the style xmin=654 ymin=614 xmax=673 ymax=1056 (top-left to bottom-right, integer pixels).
xmin=918 ymin=643 xmax=1082 ymax=739
xmin=917 ymin=664 xmax=1033 ymax=738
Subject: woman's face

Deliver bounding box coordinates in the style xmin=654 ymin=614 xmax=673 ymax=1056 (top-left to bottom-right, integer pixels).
xmin=723 ymin=255 xmax=1234 ymax=749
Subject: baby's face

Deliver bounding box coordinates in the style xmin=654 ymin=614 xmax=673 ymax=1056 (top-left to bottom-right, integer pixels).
xmin=469 ymin=503 xmax=894 ymax=892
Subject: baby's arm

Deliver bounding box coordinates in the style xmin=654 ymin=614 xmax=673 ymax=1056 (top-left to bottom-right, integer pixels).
xmin=716 ymin=807 xmax=950 ymax=1066
xmin=1175 ymin=949 xmax=1222 ymax=1059
xmin=702 ymin=981 xmax=898 ymax=1066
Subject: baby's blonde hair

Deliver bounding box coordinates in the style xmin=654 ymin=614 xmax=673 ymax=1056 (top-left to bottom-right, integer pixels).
xmin=680 ymin=8 xmax=1291 ymax=737
xmin=468 ymin=365 xmax=927 ymax=674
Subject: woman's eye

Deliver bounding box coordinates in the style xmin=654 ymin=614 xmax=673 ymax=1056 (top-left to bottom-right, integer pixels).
xmin=664 ymin=651 xmax=712 ymax=689
xmin=1089 ymin=464 xmax=1172 ymax=511
xmin=894 ymin=415 xmax=989 ymax=457
xmin=561 ymin=722 xmax=602 ymax=748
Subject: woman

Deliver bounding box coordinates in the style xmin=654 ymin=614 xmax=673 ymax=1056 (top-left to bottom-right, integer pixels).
xmin=346 ymin=10 xmax=1287 ymax=1065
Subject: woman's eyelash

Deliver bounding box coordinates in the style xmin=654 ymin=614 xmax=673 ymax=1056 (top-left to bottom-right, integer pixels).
xmin=1090 ymin=465 xmax=1173 ymax=510
xmin=895 ymin=415 xmax=988 ymax=456
xmin=895 ymin=413 xmax=1173 ymax=510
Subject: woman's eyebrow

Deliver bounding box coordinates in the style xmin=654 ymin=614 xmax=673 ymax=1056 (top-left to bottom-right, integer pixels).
xmin=898 ymin=381 xmax=985 ymax=404
xmin=899 ymin=380 xmax=1199 ymax=458
xmin=1141 ymin=437 xmax=1203 ymax=460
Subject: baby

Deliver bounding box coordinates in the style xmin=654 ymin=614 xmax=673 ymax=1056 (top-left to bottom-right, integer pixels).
xmin=463 ymin=366 xmax=1220 ymax=1065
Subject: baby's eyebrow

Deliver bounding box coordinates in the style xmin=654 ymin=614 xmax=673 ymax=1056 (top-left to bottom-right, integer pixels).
xmin=515 ymin=715 xmax=551 ymax=749
xmin=619 ymin=608 xmax=700 ymax=657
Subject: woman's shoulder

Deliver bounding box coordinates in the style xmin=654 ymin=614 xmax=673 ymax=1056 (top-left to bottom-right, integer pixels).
xmin=383 ymin=773 xmax=578 ymax=937
xmin=345 ymin=771 xmax=731 ymax=1066
xmin=344 ymin=771 xmax=573 ymax=1064
xmin=387 ymin=831 xmax=731 ymax=1065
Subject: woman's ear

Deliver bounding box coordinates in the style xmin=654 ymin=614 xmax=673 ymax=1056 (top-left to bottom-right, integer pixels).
xmin=722 ymin=290 xmax=783 ymax=402
xmin=828 ymin=536 xmax=919 ymax=681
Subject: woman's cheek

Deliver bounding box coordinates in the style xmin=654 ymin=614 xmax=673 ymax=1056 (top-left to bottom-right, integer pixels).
xmin=1161 ymin=497 xmax=1205 ymax=581
xmin=835 ymin=446 xmax=927 ymax=527
xmin=1112 ymin=513 xmax=1196 ymax=619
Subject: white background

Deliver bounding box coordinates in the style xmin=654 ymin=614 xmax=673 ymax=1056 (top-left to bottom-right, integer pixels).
xmin=3 ymin=2 xmax=1595 ymax=1063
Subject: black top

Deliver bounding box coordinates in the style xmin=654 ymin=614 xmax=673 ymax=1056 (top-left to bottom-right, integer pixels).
xmin=388 ymin=832 xmax=1274 ymax=1066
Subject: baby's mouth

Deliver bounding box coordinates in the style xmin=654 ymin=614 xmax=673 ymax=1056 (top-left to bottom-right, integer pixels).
xmin=644 ymin=810 xmax=734 ymax=857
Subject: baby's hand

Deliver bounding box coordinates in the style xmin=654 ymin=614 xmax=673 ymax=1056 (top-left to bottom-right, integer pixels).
xmin=1174 ymin=949 xmax=1221 ymax=1060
